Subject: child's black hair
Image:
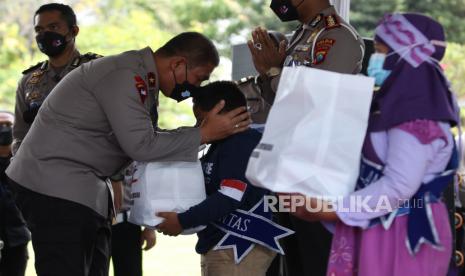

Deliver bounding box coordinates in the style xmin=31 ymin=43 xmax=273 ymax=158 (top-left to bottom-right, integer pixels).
xmin=193 ymin=81 xmax=246 ymax=112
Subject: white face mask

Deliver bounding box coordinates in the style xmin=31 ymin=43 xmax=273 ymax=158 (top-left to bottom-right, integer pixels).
xmin=367 ymin=53 xmax=392 ymax=87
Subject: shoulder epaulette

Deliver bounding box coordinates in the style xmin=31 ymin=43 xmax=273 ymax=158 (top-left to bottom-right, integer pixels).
xmin=70 ymin=52 xmax=104 ymax=68
xmin=22 ymin=61 xmax=45 ymax=75
xmin=82 ymin=52 xmax=103 ymax=60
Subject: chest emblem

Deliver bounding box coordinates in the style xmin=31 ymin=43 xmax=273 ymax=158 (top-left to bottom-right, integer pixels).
xmin=134 ymin=76 xmax=148 ymax=104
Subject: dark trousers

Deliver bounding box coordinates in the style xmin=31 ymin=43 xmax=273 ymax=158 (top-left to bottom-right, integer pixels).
xmin=279 ymin=212 xmax=332 ymax=276
xmin=12 ymin=183 xmax=111 ymax=276
xmin=111 ymin=221 xmax=142 ymax=276
xmin=266 ymin=254 xmax=284 ymax=276
xmin=0 ymin=243 xmax=28 ymax=276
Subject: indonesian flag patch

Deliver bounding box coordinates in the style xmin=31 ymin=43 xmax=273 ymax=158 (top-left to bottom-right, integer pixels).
xmin=219 ymin=179 xmax=247 ymax=202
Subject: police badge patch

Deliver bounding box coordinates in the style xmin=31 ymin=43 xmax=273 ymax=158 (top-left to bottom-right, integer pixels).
xmin=313 ymin=38 xmax=336 ymax=65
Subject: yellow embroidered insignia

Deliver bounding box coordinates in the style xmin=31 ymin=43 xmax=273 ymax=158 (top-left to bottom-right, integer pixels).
xmin=324 ymin=15 xmax=340 ymax=29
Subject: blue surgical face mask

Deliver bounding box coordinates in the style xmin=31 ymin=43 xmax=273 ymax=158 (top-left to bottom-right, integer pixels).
xmin=367 ymin=53 xmax=392 ymax=87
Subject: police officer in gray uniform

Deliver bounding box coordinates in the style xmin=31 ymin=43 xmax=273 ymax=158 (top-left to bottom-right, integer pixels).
xmin=243 ymin=0 xmax=364 ymax=125
xmin=13 ymin=3 xmax=101 ymax=154
xmin=237 ymin=31 xmax=287 ymax=129
xmin=244 ymin=1 xmax=365 ymax=275
xmin=7 ymin=32 xmax=250 ymax=276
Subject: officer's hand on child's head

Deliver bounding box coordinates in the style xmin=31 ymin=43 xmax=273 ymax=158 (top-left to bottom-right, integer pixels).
xmin=199 ymin=100 xmax=251 ymax=144
xmin=156 ymin=212 xmax=183 ymax=236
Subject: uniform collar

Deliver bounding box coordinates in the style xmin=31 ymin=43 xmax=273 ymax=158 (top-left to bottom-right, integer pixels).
xmin=42 ymin=50 xmax=81 ymax=72
xmin=304 ymin=5 xmax=338 ymax=28
xmin=139 ymin=47 xmax=157 ymax=75
xmin=139 ymin=47 xmax=158 ymax=88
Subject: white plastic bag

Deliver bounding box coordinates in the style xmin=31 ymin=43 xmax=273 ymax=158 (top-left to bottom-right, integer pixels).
xmin=246 ymin=66 xmax=374 ymax=198
xmin=128 ymin=161 xmax=206 ymax=234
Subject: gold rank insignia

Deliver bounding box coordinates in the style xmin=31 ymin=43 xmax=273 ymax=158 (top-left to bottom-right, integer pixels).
xmin=28 ymin=71 xmax=45 ymax=84
xmin=325 ymin=15 xmax=340 ymax=29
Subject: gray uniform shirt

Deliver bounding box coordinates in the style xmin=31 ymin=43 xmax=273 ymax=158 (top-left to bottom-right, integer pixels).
xmin=12 ymin=51 xmax=100 ymax=154
xmin=7 ymin=47 xmax=201 ymax=217
xmin=260 ymin=6 xmax=365 ymax=105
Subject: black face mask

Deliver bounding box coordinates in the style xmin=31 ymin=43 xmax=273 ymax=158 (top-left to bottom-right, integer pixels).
xmin=35 ymin=31 xmax=70 ymax=57
xmin=0 ymin=125 xmax=12 ymax=146
xmin=170 ymin=65 xmax=198 ymax=102
xmin=270 ymin=0 xmax=304 ymax=22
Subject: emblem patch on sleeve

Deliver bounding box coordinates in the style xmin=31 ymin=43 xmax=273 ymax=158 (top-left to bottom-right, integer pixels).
xmin=313 ymin=39 xmax=336 ymax=65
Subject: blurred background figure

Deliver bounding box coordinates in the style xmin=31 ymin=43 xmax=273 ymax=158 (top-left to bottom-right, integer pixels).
xmin=12 ymin=3 xmax=100 ymax=154
xmin=0 ymin=111 xmax=30 ymax=276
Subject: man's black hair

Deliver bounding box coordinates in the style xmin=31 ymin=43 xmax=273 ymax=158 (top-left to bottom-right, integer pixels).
xmin=34 ymin=3 xmax=77 ymax=28
xmin=156 ymin=32 xmax=220 ymax=67
xmin=193 ymin=81 xmax=246 ymax=113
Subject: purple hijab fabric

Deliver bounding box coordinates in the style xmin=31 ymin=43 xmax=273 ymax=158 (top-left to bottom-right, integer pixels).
xmin=369 ymin=13 xmax=458 ymax=132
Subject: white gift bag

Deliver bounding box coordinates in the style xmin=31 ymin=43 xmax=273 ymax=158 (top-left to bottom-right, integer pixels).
xmin=128 ymin=161 xmax=206 ymax=235
xmin=246 ymin=66 xmax=374 ymax=198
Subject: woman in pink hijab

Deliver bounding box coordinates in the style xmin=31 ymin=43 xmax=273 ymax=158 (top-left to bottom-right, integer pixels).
xmin=290 ymin=13 xmax=459 ymax=276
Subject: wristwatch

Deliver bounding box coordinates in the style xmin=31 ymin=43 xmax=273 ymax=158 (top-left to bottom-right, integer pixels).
xmin=265 ymin=67 xmax=281 ymax=78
